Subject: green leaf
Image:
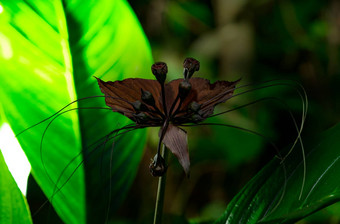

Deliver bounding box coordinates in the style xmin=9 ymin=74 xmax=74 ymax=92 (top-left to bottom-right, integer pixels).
xmin=0 ymin=150 xmax=32 ymax=224
xmin=0 ymin=0 xmax=152 ymax=223
xmin=214 ymin=123 xmax=340 ymax=224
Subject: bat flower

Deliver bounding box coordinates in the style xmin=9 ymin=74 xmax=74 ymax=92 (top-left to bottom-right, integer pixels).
xmin=96 ymin=58 xmax=239 ymax=177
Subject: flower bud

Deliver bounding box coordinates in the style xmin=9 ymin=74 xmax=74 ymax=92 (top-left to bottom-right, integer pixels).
xmin=133 ymin=112 xmax=149 ymax=123
xmin=191 ymin=114 xmax=204 ymax=123
xmin=151 ymin=62 xmax=168 ymax=84
xmin=132 ymin=100 xmax=148 ymax=112
xmin=188 ymin=101 xmax=201 ymax=112
xmin=183 ymin=57 xmax=200 ymax=79
xmin=178 ymin=80 xmax=192 ymax=99
xmin=141 ymin=89 xmax=155 ymax=106
xmin=149 ymin=154 xmax=167 ymax=177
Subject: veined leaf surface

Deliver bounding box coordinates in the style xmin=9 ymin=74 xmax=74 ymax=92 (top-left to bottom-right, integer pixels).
xmin=0 ymin=0 xmax=153 ymax=223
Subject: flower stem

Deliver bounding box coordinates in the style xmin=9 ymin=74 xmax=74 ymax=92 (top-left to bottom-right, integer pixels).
xmin=161 ymin=84 xmax=168 ymax=116
xmin=153 ymin=144 xmax=168 ymax=224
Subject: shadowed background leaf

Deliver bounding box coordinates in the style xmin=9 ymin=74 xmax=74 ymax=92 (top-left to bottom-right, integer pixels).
xmin=213 ymin=123 xmax=340 ymax=224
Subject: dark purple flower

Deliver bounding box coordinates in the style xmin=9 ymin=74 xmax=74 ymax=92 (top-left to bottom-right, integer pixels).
xmin=96 ymin=58 xmax=239 ymax=176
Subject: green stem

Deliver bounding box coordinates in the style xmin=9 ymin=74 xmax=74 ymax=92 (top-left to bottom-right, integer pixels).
xmin=153 ymin=144 xmax=168 ymax=224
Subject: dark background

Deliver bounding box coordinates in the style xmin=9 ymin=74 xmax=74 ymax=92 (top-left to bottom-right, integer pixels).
xmin=116 ymin=0 xmax=340 ymax=223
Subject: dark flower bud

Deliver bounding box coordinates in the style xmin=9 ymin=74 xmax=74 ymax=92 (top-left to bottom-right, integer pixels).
xmin=188 ymin=101 xmax=201 ymax=112
xmin=141 ymin=89 xmax=155 ymax=106
xmin=132 ymin=100 xmax=148 ymax=112
xmin=149 ymin=154 xmax=167 ymax=177
xmin=191 ymin=114 xmax=204 ymax=123
xmin=133 ymin=112 xmax=149 ymax=123
xmin=151 ymin=62 xmax=168 ymax=84
xmin=183 ymin=57 xmax=200 ymax=80
xmin=178 ymin=80 xmax=192 ymax=99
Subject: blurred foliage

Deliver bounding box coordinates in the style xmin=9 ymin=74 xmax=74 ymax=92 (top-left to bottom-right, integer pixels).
xmin=0 ymin=0 xmax=340 ymax=223
xmin=121 ymin=0 xmax=340 ymax=223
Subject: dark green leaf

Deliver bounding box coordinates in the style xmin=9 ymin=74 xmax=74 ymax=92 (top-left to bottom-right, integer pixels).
xmin=214 ymin=123 xmax=340 ymax=224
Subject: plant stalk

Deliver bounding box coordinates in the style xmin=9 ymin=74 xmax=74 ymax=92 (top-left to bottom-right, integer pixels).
xmin=153 ymin=144 xmax=168 ymax=224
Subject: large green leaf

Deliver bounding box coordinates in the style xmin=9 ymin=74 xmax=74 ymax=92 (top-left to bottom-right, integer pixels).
xmin=214 ymin=123 xmax=340 ymax=224
xmin=0 ymin=0 xmax=152 ymax=223
xmin=0 ymin=149 xmax=32 ymax=224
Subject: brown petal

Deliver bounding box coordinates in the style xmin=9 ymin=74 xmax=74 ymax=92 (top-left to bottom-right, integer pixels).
xmin=160 ymin=124 xmax=190 ymax=176
xmin=96 ymin=77 xmax=162 ymax=119
xmin=166 ymin=78 xmax=240 ymax=118
xmin=190 ymin=78 xmax=240 ymax=117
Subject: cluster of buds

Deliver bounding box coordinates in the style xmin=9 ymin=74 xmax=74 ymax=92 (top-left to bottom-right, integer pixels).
xmin=149 ymin=58 xmax=200 ymax=176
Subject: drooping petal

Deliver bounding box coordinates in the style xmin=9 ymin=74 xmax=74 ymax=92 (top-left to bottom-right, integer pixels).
xmin=96 ymin=77 xmax=162 ymax=119
xmin=160 ymin=124 xmax=190 ymax=176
